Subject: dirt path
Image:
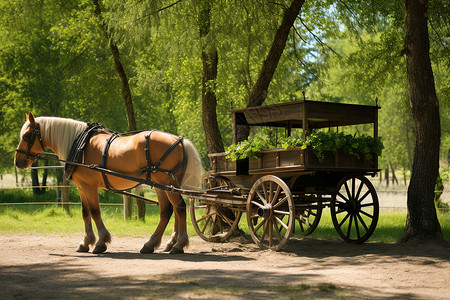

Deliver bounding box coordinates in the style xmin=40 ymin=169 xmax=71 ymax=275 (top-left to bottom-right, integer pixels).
xmin=0 ymin=233 xmax=449 ymax=299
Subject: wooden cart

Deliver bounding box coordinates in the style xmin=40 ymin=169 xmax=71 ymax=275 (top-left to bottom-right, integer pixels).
xmin=190 ymin=100 xmax=381 ymax=250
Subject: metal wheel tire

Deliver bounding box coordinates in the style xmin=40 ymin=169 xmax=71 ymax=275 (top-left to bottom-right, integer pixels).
xmin=330 ymin=175 xmax=379 ymax=243
xmin=296 ymin=203 xmax=323 ymax=236
xmin=189 ymin=176 xmax=242 ymax=243
xmin=246 ymin=175 xmax=295 ymax=251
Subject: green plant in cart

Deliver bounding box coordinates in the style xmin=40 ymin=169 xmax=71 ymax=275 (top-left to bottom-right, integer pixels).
xmin=227 ymin=131 xmax=383 ymax=161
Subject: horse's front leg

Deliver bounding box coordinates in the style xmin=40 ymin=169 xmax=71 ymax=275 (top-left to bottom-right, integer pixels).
xmin=140 ymin=188 xmax=173 ymax=253
xmin=78 ymin=186 xmax=111 ymax=254
xmin=76 ymin=194 xmax=96 ymax=252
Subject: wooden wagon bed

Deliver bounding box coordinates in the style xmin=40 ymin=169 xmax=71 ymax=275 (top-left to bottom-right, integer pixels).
xmin=211 ymin=99 xmax=380 ymax=178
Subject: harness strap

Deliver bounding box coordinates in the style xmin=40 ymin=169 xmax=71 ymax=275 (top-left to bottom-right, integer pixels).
xmin=65 ymin=122 xmax=106 ymax=180
xmin=100 ymin=134 xmax=118 ymax=191
xmin=141 ymin=131 xmax=186 ymax=185
xmin=144 ymin=130 xmax=157 ymax=181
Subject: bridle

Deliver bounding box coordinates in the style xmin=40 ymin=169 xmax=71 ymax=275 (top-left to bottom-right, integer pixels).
xmin=15 ymin=123 xmax=45 ymax=161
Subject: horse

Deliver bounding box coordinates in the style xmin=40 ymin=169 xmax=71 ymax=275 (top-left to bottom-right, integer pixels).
xmin=14 ymin=112 xmax=202 ymax=254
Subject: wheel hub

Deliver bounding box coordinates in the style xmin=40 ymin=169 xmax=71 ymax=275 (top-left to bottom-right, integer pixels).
xmin=257 ymin=204 xmax=273 ymax=219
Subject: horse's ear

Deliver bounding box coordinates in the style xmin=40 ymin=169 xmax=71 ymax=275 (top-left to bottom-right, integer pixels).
xmin=27 ymin=112 xmax=36 ymax=125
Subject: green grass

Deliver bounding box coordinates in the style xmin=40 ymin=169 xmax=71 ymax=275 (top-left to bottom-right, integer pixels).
xmin=1 ymin=204 xmax=449 ymax=243
xmin=0 ymin=188 xmax=449 ymax=243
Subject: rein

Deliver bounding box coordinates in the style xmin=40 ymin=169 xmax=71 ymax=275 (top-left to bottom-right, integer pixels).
xmin=30 ymin=151 xmax=198 ymax=198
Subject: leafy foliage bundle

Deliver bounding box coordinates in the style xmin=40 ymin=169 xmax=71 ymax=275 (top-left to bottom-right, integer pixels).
xmin=226 ymin=131 xmax=384 ymax=161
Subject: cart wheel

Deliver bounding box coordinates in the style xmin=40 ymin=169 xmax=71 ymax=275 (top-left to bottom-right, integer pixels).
xmin=296 ymin=201 xmax=323 ymax=236
xmin=246 ymin=175 xmax=295 ymax=250
xmin=330 ymin=175 xmax=379 ymax=243
xmin=189 ymin=176 xmax=242 ymax=243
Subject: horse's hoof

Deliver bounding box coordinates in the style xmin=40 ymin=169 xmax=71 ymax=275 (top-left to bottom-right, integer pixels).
xmin=163 ymin=243 xmax=174 ymax=252
xmin=169 ymin=247 xmax=184 ymax=254
xmin=76 ymin=244 xmax=90 ymax=253
xmin=140 ymin=245 xmax=154 ymax=254
xmin=92 ymin=245 xmax=107 ymax=254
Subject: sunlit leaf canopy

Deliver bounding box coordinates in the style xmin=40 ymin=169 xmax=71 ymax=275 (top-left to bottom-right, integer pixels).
xmin=0 ymin=0 xmax=448 ymax=172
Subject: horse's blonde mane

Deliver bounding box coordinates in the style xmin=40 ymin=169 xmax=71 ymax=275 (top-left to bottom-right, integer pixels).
xmin=34 ymin=117 xmax=87 ymax=161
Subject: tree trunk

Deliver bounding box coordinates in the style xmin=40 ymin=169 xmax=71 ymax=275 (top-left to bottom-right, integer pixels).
xmin=236 ymin=0 xmax=305 ymax=142
xmin=389 ymin=161 xmax=398 ymax=185
xmin=198 ymin=1 xmax=224 ymax=161
xmin=92 ymin=0 xmax=143 ymax=219
xmin=400 ymin=0 xmax=443 ymax=242
xmin=31 ymin=161 xmax=41 ymax=195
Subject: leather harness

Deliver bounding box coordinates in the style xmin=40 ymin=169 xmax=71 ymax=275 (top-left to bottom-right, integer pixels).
xmin=65 ymin=125 xmax=186 ymax=192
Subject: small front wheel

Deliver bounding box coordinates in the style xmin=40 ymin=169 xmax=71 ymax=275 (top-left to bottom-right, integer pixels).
xmin=330 ymin=175 xmax=379 ymax=243
xmin=246 ymin=175 xmax=295 ymax=250
xmin=189 ymin=176 xmax=242 ymax=242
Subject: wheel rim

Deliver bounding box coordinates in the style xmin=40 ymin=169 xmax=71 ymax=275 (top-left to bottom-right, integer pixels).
xmin=189 ymin=176 xmax=242 ymax=242
xmin=331 ymin=175 xmax=379 ymax=243
xmin=246 ymin=175 xmax=294 ymax=250
xmin=296 ymin=202 xmax=322 ymax=236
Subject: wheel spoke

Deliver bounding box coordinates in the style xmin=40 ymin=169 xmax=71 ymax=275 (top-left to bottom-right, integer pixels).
xmin=360 ymin=202 xmax=375 ymax=208
xmin=355 ymin=180 xmax=364 ymax=200
xmin=338 ymin=212 xmax=350 ymax=228
xmin=337 ymin=192 xmax=349 ymax=202
xmin=254 ymin=217 xmax=266 ymax=232
xmin=273 ymin=209 xmax=290 ymax=215
xmin=346 ymin=213 xmax=353 ymax=238
xmin=356 ymin=213 xmax=369 ymax=231
xmin=275 ymin=215 xmax=289 ymax=230
xmin=196 ymin=211 xmax=215 ymax=223
xmin=351 ymin=177 xmax=356 ymax=199
xmin=271 ymin=185 xmax=282 ymax=205
xmin=260 ymin=218 xmax=270 ymax=242
xmin=359 ymin=210 xmax=374 ymax=219
xmin=354 ymin=215 xmax=361 ymax=239
xmin=256 ymin=189 xmax=267 ymax=205
xmin=269 ymin=219 xmax=273 ymax=247
xmin=262 ymin=184 xmax=268 ymax=204
xmin=358 ymin=190 xmax=372 ymax=203
xmin=273 ymin=220 xmax=283 ymax=241
xmin=273 ymin=196 xmax=288 ymax=209
xmin=344 ymin=182 xmax=351 ymax=199
xmin=269 ymin=182 xmax=274 ymax=204
xmin=251 ymin=200 xmax=265 ymax=209
xmin=200 ymin=216 xmax=212 ymax=234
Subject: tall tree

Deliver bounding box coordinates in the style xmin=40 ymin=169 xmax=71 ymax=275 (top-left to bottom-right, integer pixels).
xmin=92 ymin=0 xmax=137 ymax=133
xmin=197 ymin=0 xmax=224 ymax=158
xmin=92 ymin=0 xmax=144 ymax=219
xmin=400 ymin=0 xmax=443 ymax=242
xmin=236 ymin=0 xmax=305 ymax=142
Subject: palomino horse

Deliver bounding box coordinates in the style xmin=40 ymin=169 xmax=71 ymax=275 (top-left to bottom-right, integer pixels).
xmin=15 ymin=112 xmax=202 ymax=254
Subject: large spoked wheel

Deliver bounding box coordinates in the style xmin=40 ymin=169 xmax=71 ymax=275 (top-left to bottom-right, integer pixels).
xmin=189 ymin=176 xmax=242 ymax=243
xmin=295 ymin=199 xmax=323 ymax=236
xmin=246 ymin=175 xmax=295 ymax=251
xmin=330 ymin=175 xmax=379 ymax=243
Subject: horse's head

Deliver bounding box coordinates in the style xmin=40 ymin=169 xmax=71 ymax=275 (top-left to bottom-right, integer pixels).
xmin=15 ymin=112 xmax=46 ymax=169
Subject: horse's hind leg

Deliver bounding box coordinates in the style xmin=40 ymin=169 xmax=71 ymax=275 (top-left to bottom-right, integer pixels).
xmin=76 ymin=196 xmax=96 ymax=252
xmin=164 ymin=192 xmax=188 ymax=254
xmin=141 ymin=188 xmax=173 ymax=253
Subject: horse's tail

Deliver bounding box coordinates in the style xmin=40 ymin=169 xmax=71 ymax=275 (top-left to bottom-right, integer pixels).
xmin=180 ymin=139 xmax=203 ymax=190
